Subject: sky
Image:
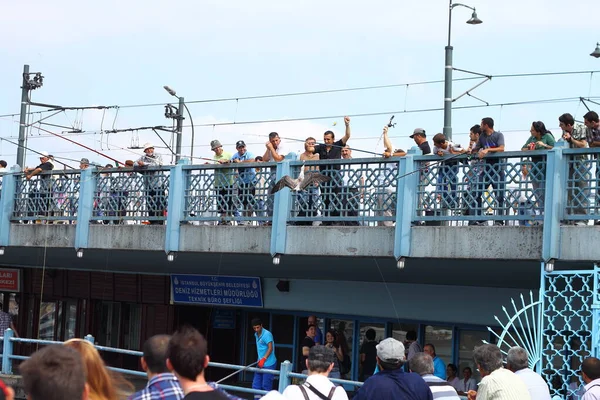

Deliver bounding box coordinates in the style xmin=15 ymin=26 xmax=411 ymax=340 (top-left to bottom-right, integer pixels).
xmin=0 ymin=0 xmax=598 ymax=169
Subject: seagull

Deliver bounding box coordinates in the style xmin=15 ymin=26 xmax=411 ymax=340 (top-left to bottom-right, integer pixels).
xmin=270 ymin=163 xmax=331 ymax=194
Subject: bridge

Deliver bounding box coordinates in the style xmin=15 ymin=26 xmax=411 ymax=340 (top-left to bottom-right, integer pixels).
xmin=0 ymin=141 xmax=598 ymax=399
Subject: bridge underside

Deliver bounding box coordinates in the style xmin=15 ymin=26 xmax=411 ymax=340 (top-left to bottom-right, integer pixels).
xmin=0 ymin=246 xmax=590 ymax=289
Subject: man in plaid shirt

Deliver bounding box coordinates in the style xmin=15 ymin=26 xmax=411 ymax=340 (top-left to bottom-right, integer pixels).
xmin=130 ymin=334 xmax=241 ymax=400
xmin=129 ymin=334 xmax=184 ymax=400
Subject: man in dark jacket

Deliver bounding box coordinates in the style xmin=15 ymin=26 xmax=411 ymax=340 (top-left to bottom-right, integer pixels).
xmin=354 ymin=338 xmax=432 ymax=400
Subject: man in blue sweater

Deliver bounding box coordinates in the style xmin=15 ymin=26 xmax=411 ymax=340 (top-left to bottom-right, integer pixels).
xmin=354 ymin=338 xmax=432 ymax=400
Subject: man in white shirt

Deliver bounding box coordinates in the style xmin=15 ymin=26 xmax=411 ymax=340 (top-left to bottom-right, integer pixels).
xmin=582 ymin=357 xmax=600 ymax=400
xmin=468 ymin=344 xmax=531 ymax=400
xmin=506 ymin=346 xmax=550 ymax=400
xmin=281 ymin=345 xmax=348 ymax=400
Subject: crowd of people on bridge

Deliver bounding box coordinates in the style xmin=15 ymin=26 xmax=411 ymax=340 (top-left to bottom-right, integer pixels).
xmin=7 ymin=321 xmax=600 ymax=400
xmin=3 ymin=109 xmax=600 ymax=226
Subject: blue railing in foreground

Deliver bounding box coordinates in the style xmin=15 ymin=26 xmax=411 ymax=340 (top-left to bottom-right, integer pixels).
xmin=8 ymin=145 xmax=600 ymax=227
xmin=0 ymin=329 xmax=363 ymax=397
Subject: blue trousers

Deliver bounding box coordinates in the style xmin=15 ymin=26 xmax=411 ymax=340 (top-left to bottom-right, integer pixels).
xmin=252 ymin=363 xmax=276 ymax=394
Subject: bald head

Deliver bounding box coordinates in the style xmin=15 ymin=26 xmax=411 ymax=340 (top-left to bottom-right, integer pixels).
xmin=143 ymin=334 xmax=172 ymax=374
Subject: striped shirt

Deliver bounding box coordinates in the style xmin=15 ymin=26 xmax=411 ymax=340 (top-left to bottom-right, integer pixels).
xmin=422 ymin=374 xmax=461 ymax=400
xmin=477 ymin=368 xmax=531 ymax=400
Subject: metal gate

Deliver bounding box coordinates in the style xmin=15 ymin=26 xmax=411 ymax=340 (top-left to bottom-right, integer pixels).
xmin=541 ymin=267 xmax=598 ymax=399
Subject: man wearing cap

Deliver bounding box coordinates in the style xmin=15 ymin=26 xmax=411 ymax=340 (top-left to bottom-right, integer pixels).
xmin=136 ymin=143 xmax=166 ymax=225
xmin=24 ymin=152 xmax=55 ymax=222
xmin=282 ymin=346 xmax=348 ymax=400
xmin=79 ymin=158 xmax=89 ymax=170
xmin=410 ymin=128 xmax=432 ymax=155
xmin=231 ymin=140 xmax=257 ymax=225
xmin=354 ymin=338 xmax=432 ymax=400
xmin=210 ymin=140 xmax=235 ymax=225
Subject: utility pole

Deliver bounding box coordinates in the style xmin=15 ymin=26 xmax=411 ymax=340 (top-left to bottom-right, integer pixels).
xmin=16 ymin=64 xmax=44 ymax=168
xmin=175 ymin=96 xmax=184 ymax=163
xmin=16 ymin=65 xmax=30 ymax=168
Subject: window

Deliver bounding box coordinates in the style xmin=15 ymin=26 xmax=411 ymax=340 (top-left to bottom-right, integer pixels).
xmin=458 ymin=330 xmax=488 ymax=382
xmin=424 ymin=325 xmax=453 ymax=367
xmin=330 ymin=319 xmax=354 ymax=378
xmin=122 ymin=304 xmax=141 ymax=350
xmin=391 ymin=323 xmax=418 ymax=343
xmin=95 ymin=302 xmax=121 ymax=347
xmin=65 ymin=301 xmax=78 ymax=340
xmin=38 ymin=302 xmax=57 ymax=340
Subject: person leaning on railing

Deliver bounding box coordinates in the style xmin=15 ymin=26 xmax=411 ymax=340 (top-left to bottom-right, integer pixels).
xmin=521 ymin=121 xmax=555 ymax=213
xmin=583 ymin=111 xmax=600 ymax=225
xmin=23 ymin=151 xmax=54 ymax=222
xmin=559 ymin=113 xmax=589 ymax=225
xmin=136 ymin=143 xmax=167 ymax=225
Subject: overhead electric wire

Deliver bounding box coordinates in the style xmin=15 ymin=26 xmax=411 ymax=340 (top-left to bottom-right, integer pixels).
xmin=182 ymin=96 xmax=588 ymax=128
xmin=0 ymin=69 xmax=598 ymax=118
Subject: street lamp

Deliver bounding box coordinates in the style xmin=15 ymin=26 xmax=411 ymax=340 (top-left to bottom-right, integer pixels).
xmin=164 ymin=86 xmax=196 ymax=163
xmin=443 ymin=1 xmax=482 ymax=141
xmin=591 ymin=43 xmax=600 ymax=58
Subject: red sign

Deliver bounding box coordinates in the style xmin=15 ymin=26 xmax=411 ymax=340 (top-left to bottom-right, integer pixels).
xmin=0 ymin=269 xmax=20 ymax=292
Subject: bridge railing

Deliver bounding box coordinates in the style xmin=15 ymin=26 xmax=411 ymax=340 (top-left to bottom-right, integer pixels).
xmin=287 ymin=157 xmax=399 ymax=226
xmin=5 ymin=145 xmax=600 ymax=228
xmin=12 ymin=169 xmax=82 ymax=223
xmin=0 ymin=329 xmax=363 ymax=396
xmin=414 ymin=150 xmax=548 ymax=225
xmin=563 ymin=148 xmax=600 ymax=224
xmin=182 ymin=161 xmax=277 ymax=226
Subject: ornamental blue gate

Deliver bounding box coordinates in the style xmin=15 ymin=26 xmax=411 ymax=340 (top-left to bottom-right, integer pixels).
xmin=541 ymin=267 xmax=599 ymax=399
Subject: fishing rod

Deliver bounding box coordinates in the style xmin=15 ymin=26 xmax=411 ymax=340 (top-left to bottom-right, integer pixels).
xmin=0 ymin=136 xmax=76 ymax=170
xmin=36 ymin=126 xmax=125 ymax=167
xmin=244 ymin=133 xmax=382 ymax=157
xmin=215 ymin=361 xmax=259 ymax=384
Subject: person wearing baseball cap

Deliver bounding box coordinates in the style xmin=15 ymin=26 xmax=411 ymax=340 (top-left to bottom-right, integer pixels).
xmin=79 ymin=158 xmax=90 ymax=170
xmin=409 ymin=128 xmax=432 ymax=155
xmin=231 ymin=140 xmax=257 ymax=225
xmin=353 ymin=338 xmax=432 ymax=400
xmin=210 ymin=139 xmax=234 ymax=225
xmin=136 ymin=143 xmax=166 ymax=225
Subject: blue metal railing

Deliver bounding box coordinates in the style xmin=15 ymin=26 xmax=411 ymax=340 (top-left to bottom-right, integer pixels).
xmin=2 ymin=144 xmax=600 ymax=261
xmin=0 ymin=329 xmax=363 ymax=396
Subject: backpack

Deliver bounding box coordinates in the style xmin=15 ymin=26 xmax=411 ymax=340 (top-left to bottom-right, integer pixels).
xmin=298 ymin=382 xmax=338 ymax=400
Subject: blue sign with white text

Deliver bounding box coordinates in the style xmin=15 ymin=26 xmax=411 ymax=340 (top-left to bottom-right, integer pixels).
xmin=171 ymin=274 xmax=263 ymax=308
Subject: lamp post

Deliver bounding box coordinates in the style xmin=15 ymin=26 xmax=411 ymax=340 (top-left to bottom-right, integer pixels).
xmin=591 ymin=43 xmax=600 ymax=58
xmin=443 ymin=1 xmax=482 ymax=141
xmin=164 ymin=86 xmax=196 ymax=163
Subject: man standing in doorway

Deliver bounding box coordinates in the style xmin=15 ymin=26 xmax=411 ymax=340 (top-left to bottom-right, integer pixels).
xmin=251 ymin=318 xmax=277 ymax=396
xmin=300 ymin=325 xmax=317 ymax=373
xmin=307 ymin=316 xmax=323 ymax=345
xmin=0 ymin=301 xmax=18 ymax=338
xmin=424 ymin=344 xmax=446 ymax=380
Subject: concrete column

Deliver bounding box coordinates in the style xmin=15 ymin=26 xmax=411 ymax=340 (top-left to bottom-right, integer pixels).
xmin=165 ymin=159 xmax=189 ymax=255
